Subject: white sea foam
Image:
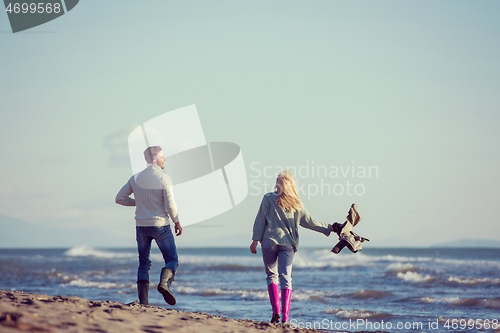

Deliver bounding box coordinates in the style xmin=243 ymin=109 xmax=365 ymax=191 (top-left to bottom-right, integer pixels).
xmin=397 ymin=271 xmax=433 ymax=283
xmin=175 ymin=286 xmax=268 ymax=300
xmin=181 ymin=250 xmax=365 ymax=269
xmin=338 ymin=252 xmax=500 ymax=273
xmin=63 ymin=278 xmax=134 ymax=290
xmin=325 ymin=308 xmax=392 ymax=319
xmin=292 ymin=250 xmax=373 ymax=269
xmin=64 ymin=246 xmax=135 ymax=259
xmin=292 ymin=289 xmax=341 ymax=302
xmin=174 ymin=286 xmax=342 ymax=303
xmin=421 ymin=296 xmax=466 ymax=305
xmin=311 ymin=249 xmax=372 ymax=263
xmin=372 ymin=254 xmax=433 ymax=263
xmin=349 ymin=289 xmax=391 ymax=299
xmin=178 ymin=255 xmax=262 ymax=267
xmin=433 ymin=258 xmax=500 ymax=270
xmin=448 ymin=276 xmax=500 ymax=285
xmin=54 ymin=272 xmax=74 ymax=282
xmin=387 ymin=262 xmax=416 ymax=273
xmin=422 ymin=297 xmax=500 ymax=308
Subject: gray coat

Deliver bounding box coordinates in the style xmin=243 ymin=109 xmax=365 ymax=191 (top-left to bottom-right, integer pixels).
xmin=252 ymin=192 xmax=331 ymax=250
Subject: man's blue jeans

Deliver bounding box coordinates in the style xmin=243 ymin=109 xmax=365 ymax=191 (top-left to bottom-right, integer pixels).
xmin=136 ymin=225 xmax=178 ymax=281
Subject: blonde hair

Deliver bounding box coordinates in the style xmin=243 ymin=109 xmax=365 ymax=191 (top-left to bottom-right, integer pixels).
xmin=275 ymin=170 xmax=303 ymax=212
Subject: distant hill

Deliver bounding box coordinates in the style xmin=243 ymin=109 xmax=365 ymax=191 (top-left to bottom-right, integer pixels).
xmin=431 ymin=238 xmax=500 ymax=248
xmin=0 ymin=214 xmax=129 ymax=248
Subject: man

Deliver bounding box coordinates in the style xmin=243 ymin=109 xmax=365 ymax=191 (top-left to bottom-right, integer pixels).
xmin=116 ymin=146 xmax=182 ymax=306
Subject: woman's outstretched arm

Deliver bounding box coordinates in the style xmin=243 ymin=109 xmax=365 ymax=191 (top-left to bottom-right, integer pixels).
xmin=298 ymin=210 xmax=332 ymax=236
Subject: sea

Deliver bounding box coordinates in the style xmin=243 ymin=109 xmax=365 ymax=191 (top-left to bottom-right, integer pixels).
xmin=1 ymin=246 xmax=499 ymax=333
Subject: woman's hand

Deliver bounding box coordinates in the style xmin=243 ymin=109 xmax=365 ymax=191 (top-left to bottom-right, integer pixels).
xmin=250 ymin=240 xmax=259 ymax=254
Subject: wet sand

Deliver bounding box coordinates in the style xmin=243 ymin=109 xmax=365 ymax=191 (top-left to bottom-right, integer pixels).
xmin=0 ymin=290 xmax=325 ymax=333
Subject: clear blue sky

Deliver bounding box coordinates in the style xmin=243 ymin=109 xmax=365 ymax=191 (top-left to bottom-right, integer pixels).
xmin=1 ymin=0 xmax=499 ymax=248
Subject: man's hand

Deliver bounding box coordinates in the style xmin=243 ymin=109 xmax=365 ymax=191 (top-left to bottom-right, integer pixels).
xmin=174 ymin=222 xmax=183 ymax=236
xmin=250 ymin=240 xmax=259 ymax=254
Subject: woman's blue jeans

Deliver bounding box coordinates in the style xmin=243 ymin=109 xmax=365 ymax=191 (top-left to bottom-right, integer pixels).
xmin=261 ymin=239 xmax=295 ymax=290
xmin=136 ymin=225 xmax=178 ymax=281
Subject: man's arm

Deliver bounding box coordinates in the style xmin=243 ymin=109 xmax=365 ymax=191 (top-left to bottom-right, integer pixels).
xmin=115 ymin=179 xmax=136 ymax=206
xmin=163 ymin=179 xmax=181 ymax=235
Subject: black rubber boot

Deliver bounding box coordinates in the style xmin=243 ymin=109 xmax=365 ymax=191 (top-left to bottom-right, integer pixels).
xmin=332 ymin=240 xmax=349 ymax=254
xmin=137 ymin=280 xmax=149 ymax=305
xmin=157 ymin=267 xmax=176 ymax=305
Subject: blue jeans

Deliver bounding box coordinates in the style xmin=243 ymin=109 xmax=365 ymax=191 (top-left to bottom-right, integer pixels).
xmin=136 ymin=225 xmax=178 ymax=281
xmin=261 ymin=239 xmax=295 ymax=290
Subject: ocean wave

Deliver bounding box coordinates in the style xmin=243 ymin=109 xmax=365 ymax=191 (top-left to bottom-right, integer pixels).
xmin=375 ymin=254 xmax=433 ymax=263
xmin=64 ymin=246 xmax=136 ymax=259
xmin=52 ymin=272 xmax=76 ymax=283
xmin=421 ymin=297 xmax=500 ymax=309
xmin=174 ymin=286 xmax=338 ymax=303
xmin=206 ymin=264 xmax=262 ymax=271
xmin=37 ymin=268 xmax=85 ymax=285
xmin=334 ymin=252 xmax=500 ymax=272
xmin=396 ymin=271 xmax=434 ymax=283
xmin=349 ymin=289 xmax=392 ymax=299
xmin=291 ymin=289 xmax=340 ymax=302
xmin=422 ymin=297 xmax=480 ymax=306
xmin=311 ymin=249 xmax=372 ymax=262
xmin=434 ymin=258 xmax=500 ymax=269
xmin=43 ymin=268 xmax=133 ymax=286
xmin=386 ymin=262 xmax=416 ymax=273
xmin=175 ymin=286 xmax=268 ymax=300
xmin=447 ymin=276 xmax=500 ymax=285
xmin=180 ymin=251 xmax=363 ymax=270
xmin=308 ymin=295 xmax=329 ymax=303
xmin=62 ymin=278 xmax=134 ymax=290
xmin=313 ymin=250 xmax=421 ymax=264
xmin=292 ymin=251 xmax=373 ymax=269
xmin=178 ymin=254 xmax=262 ymax=268
xmin=325 ymin=308 xmax=393 ymax=319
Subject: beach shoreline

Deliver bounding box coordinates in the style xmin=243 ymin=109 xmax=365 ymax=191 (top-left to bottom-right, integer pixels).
xmin=0 ymin=289 xmax=327 ymax=333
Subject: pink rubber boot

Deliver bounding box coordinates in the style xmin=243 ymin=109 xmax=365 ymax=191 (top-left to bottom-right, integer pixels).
xmin=281 ymin=288 xmax=292 ymax=323
xmin=267 ymin=283 xmax=280 ymax=323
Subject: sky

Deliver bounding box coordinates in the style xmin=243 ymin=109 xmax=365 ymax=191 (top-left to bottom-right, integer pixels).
xmin=1 ymin=0 xmax=499 ymax=248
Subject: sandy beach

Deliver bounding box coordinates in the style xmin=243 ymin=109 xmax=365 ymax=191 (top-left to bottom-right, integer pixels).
xmin=0 ymin=290 xmax=327 ymax=333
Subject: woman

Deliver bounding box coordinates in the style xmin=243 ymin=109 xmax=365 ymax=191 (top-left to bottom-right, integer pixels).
xmin=250 ymin=170 xmax=334 ymax=324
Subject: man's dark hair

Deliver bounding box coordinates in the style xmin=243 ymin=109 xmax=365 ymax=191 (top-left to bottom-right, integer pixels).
xmin=144 ymin=146 xmax=163 ymax=163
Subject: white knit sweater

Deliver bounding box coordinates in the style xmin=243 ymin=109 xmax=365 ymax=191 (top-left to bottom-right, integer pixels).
xmin=116 ymin=164 xmax=179 ymax=226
